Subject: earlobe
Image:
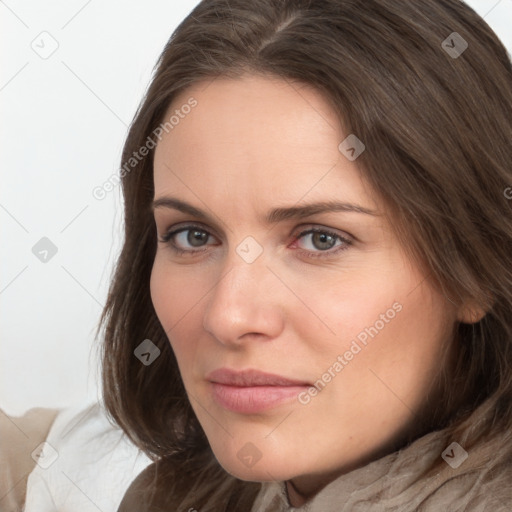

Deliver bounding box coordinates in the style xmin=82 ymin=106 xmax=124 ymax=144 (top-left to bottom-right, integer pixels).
xmin=456 ymin=300 xmax=488 ymax=324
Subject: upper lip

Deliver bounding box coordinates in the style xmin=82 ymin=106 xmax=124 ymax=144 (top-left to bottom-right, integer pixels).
xmin=207 ymin=368 xmax=310 ymax=387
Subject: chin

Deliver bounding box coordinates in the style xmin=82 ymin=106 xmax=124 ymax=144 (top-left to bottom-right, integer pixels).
xmin=213 ymin=451 xmax=296 ymax=483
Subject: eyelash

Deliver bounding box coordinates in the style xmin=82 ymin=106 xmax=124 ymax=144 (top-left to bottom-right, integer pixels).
xmin=158 ymin=223 xmax=353 ymax=259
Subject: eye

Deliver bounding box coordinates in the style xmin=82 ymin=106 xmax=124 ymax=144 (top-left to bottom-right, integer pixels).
xmin=159 ymin=224 xmax=218 ymax=254
xmin=292 ymin=227 xmax=352 ymax=256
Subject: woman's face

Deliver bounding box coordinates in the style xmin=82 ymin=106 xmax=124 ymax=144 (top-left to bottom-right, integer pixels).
xmin=150 ymin=74 xmax=463 ymax=494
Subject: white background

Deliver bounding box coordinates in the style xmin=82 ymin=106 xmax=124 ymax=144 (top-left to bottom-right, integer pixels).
xmin=1 ymin=0 xmax=511 ymax=416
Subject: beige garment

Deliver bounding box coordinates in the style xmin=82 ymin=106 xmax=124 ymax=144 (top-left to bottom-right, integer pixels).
xmin=0 ymin=407 xmax=59 ymax=512
xmin=251 ymin=426 xmax=512 ymax=512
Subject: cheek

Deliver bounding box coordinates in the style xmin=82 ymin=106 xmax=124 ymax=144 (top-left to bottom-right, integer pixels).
xmin=286 ymin=267 xmax=404 ymax=357
xmin=150 ymin=253 xmax=211 ymax=322
xmin=334 ymin=282 xmax=454 ymax=415
xmin=150 ymin=258 xmax=181 ymax=330
xmin=291 ymin=253 xmax=453 ymax=393
xmin=149 ymin=255 xmax=210 ymax=355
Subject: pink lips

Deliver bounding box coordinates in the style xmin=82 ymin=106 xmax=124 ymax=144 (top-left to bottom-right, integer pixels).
xmin=207 ymin=368 xmax=311 ymax=414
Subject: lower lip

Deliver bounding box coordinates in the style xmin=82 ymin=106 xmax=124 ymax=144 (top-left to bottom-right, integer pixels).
xmin=210 ymin=382 xmax=309 ymax=414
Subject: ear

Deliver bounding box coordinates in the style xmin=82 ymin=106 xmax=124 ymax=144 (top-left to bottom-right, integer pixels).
xmin=456 ymin=299 xmax=488 ymax=324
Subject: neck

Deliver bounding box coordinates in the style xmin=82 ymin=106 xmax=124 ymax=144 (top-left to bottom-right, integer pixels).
xmin=285 ymin=479 xmax=309 ymax=507
xmin=283 ymin=428 xmax=423 ymax=507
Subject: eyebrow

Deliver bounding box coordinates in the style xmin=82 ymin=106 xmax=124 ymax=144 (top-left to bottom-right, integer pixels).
xmin=151 ymin=197 xmax=379 ymax=223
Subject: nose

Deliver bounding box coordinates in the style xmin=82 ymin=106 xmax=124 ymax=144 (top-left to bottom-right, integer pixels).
xmin=202 ymin=254 xmax=285 ymax=347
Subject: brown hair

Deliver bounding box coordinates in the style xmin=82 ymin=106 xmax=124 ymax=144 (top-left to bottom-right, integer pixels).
xmin=98 ymin=0 xmax=512 ymax=509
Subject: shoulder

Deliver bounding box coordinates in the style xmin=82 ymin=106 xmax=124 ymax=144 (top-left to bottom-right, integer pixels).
xmin=24 ymin=401 xmax=152 ymax=512
xmin=0 ymin=406 xmax=58 ymax=512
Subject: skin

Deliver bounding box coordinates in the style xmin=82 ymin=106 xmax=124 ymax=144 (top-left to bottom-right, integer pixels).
xmin=150 ymin=74 xmax=481 ymax=507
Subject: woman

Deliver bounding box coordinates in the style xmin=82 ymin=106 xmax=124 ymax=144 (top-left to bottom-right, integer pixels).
xmin=33 ymin=0 xmax=512 ymax=510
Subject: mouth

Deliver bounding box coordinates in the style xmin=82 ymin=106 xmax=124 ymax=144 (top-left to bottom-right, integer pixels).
xmin=206 ymin=368 xmax=311 ymax=414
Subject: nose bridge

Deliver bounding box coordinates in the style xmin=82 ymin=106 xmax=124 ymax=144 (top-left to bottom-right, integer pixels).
xmin=217 ymin=258 xmax=257 ymax=306
xmin=208 ymin=251 xmax=270 ymax=315
xmin=202 ymin=248 xmax=284 ymax=343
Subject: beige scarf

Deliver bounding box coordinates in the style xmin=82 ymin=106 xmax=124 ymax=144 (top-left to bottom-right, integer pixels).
xmin=250 ymin=415 xmax=512 ymax=511
xmin=118 ymin=398 xmax=512 ymax=511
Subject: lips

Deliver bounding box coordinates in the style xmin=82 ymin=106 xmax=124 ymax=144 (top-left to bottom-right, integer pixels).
xmin=206 ymin=368 xmax=311 ymax=387
xmin=206 ymin=368 xmax=311 ymax=414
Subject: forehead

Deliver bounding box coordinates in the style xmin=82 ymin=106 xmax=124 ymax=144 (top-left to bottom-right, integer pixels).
xmin=153 ymin=74 xmax=377 ymax=212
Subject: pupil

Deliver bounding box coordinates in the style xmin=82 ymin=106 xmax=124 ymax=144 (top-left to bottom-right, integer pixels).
xmin=188 ymin=229 xmax=208 ymax=247
xmin=313 ymin=232 xmax=335 ymax=250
